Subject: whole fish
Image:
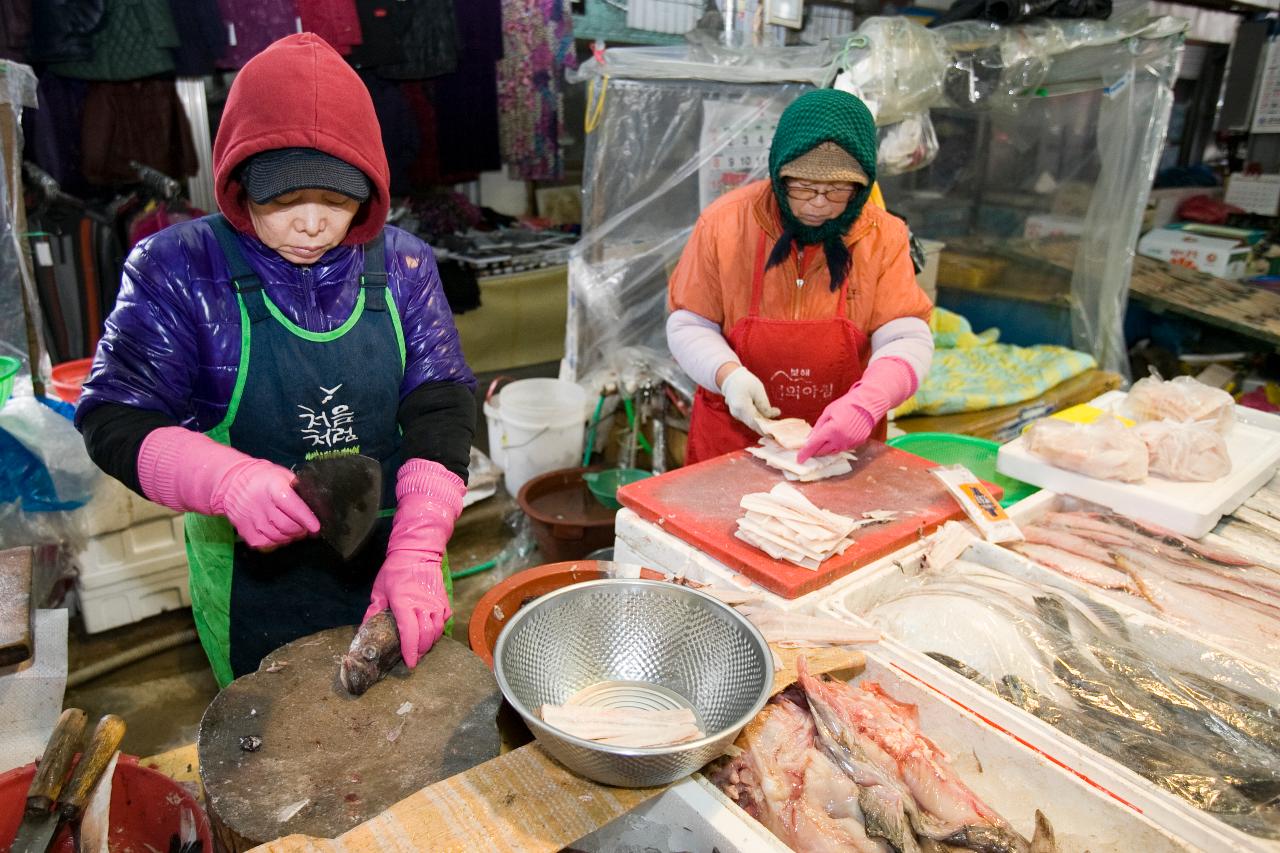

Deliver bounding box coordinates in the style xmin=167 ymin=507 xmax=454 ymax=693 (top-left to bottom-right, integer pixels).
xmin=798 ymin=658 xmax=1036 ymax=853
xmin=338 ymin=609 xmax=401 ymax=696
xmin=1006 ymin=542 xmax=1133 ymax=590
xmin=1020 ymin=525 xmax=1115 ymax=565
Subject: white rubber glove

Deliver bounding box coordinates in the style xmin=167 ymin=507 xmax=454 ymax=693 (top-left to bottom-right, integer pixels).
xmin=719 ymin=366 xmax=781 ymax=433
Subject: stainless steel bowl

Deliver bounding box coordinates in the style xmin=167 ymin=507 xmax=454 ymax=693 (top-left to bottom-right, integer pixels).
xmin=493 ymin=578 xmax=773 ymax=787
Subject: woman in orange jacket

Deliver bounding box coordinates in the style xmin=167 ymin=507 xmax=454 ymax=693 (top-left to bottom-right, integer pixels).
xmin=667 ymin=89 xmax=934 ymax=465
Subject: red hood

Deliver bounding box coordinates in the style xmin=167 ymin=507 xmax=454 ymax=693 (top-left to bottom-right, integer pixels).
xmin=213 ymin=33 xmax=390 ymax=246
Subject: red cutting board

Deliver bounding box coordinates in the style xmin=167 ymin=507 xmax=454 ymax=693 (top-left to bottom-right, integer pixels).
xmin=617 ymin=442 xmax=998 ymax=599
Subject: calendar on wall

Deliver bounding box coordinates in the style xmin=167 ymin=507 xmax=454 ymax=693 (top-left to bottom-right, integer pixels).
xmin=699 ymin=100 xmax=784 ymax=209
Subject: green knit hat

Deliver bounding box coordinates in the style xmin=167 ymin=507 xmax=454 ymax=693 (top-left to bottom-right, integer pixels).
xmin=767 ymin=89 xmax=879 ymax=290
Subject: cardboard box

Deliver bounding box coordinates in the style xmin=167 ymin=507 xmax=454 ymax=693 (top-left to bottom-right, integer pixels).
xmin=1137 ymin=224 xmax=1263 ymax=280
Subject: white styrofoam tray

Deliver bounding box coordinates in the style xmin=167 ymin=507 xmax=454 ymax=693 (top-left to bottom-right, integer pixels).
xmin=613 ymin=506 xmax=927 ymax=613
xmin=77 ymin=563 xmax=191 ymax=634
xmin=996 ymin=391 xmax=1280 ymax=538
xmin=820 ymin=512 xmax=1280 ymax=850
xmin=725 ymin=649 xmax=1197 ymax=852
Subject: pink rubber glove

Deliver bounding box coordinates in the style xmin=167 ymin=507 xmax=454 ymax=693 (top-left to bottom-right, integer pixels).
xmin=363 ymin=459 xmax=465 ymax=668
xmin=796 ymin=358 xmax=918 ymax=462
xmin=138 ymin=427 xmax=320 ymax=549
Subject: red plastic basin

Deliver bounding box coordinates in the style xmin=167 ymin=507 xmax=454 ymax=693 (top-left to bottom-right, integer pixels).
xmin=0 ymin=755 xmax=212 ymax=851
xmin=50 ymin=358 xmax=93 ymax=404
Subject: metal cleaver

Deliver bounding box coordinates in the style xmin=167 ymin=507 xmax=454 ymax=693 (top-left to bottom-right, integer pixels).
xmin=293 ymin=455 xmax=382 ymax=560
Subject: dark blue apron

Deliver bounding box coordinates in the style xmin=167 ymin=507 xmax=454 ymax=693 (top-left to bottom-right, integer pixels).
xmin=184 ymin=214 xmax=405 ymax=686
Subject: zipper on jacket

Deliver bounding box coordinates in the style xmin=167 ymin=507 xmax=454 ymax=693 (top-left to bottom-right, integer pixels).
xmin=793 ymin=246 xmax=811 ymax=320
xmin=300 ymin=266 xmax=317 ymax=316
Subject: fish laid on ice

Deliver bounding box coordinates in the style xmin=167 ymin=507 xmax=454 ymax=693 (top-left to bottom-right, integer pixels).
xmin=339 ymin=609 xmax=400 ymax=696
xmin=1006 ymin=542 xmax=1133 ymax=590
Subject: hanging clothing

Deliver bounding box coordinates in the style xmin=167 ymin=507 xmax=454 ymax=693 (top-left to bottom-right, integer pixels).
xmin=28 ymin=0 xmax=104 ymax=64
xmin=295 ymin=0 xmax=361 ymax=55
xmin=51 ymin=0 xmax=179 ymax=81
xmin=214 ymin=0 xmax=300 ymax=70
xmin=432 ymin=0 xmax=502 ymax=179
xmin=496 ymin=0 xmax=576 ymax=180
xmin=377 ymin=0 xmax=459 ymax=80
xmin=166 ymin=0 xmax=226 ymax=75
xmin=344 ymin=0 xmax=404 ymax=68
xmin=0 ymin=0 xmax=32 ymax=61
xmin=361 ymin=72 xmax=420 ymax=196
xmin=23 ymin=73 xmax=90 ymax=195
xmin=685 ymin=234 xmax=874 ymax=464
xmin=80 ymin=78 xmax=198 ymax=186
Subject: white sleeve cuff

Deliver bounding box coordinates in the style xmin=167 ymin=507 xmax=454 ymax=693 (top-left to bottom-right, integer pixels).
xmin=868 ymin=316 xmax=933 ymax=385
xmin=666 ymin=309 xmax=738 ymax=393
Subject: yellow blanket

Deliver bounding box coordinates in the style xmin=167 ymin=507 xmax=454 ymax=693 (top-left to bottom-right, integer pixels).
xmin=893 ymin=308 xmax=1096 ymax=418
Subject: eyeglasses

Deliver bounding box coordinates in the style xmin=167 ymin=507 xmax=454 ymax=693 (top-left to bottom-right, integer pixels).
xmin=784 ymin=182 xmax=857 ymax=203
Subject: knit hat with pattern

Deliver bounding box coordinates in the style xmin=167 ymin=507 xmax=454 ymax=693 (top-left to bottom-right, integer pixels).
xmin=767 ymin=90 xmax=879 ymax=291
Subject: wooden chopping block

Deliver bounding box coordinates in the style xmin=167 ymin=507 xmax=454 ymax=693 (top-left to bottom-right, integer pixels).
xmin=199 ymin=633 xmax=501 ymax=852
xmin=0 ymin=547 xmax=33 ymax=668
xmin=247 ymin=645 xmax=866 ymax=852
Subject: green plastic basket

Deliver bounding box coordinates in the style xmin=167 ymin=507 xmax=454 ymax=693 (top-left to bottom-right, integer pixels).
xmin=887 ymin=432 xmax=1038 ymax=507
xmin=0 ymin=356 xmax=18 ymax=410
xmin=583 ymin=467 xmax=653 ymax=511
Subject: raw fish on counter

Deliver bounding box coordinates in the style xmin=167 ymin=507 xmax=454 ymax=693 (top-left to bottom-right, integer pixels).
xmin=339 ymin=608 xmax=401 ymax=696
xmin=1022 ymin=416 xmax=1148 ymax=483
xmin=861 ymin=559 xmax=1280 ymax=838
xmin=1005 ymin=510 xmax=1280 ymax=660
xmin=735 ymin=483 xmax=895 ymax=570
xmin=758 ymin=417 xmax=815 ymax=450
xmin=1121 ymin=373 xmax=1235 ymax=433
xmin=748 ymin=438 xmax=855 ymax=481
xmin=1208 ymin=471 xmax=1280 ymax=569
xmin=1133 ymin=419 xmax=1232 ymax=481
xmin=708 ymin=656 xmax=1054 ymax=853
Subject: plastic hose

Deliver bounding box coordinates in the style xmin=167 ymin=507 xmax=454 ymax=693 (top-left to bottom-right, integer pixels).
xmin=582 ymin=392 xmax=607 ymax=468
xmin=452 ymin=559 xmax=497 ymax=580
xmin=66 ymin=628 xmax=200 ymax=689
xmin=624 ymin=397 xmax=654 ymax=455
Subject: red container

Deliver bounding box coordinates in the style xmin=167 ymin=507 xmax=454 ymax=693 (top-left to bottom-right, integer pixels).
xmin=516 ymin=466 xmax=618 ymax=562
xmin=468 ymin=561 xmax=665 ymax=668
xmin=49 ymin=358 xmax=93 ymax=404
xmin=0 ymin=755 xmax=212 ymax=851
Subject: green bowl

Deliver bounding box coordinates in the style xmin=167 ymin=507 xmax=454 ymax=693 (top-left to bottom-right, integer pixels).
xmin=0 ymin=356 xmax=19 ymax=410
xmin=583 ymin=467 xmax=654 ymax=511
xmin=887 ymin=432 xmax=1038 ymax=507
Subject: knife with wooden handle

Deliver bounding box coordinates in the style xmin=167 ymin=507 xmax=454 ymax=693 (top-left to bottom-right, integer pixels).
xmin=10 ymin=708 xmax=87 ymax=852
xmin=56 ymin=715 xmax=126 ymax=824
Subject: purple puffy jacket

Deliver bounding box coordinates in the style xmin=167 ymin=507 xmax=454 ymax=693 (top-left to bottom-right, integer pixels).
xmin=75 ymin=218 xmax=475 ymax=432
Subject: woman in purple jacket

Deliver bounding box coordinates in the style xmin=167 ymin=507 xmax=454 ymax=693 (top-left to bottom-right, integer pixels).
xmin=75 ymin=34 xmax=475 ymax=688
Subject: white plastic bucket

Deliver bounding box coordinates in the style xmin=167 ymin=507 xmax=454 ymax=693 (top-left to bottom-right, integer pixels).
xmin=483 ymin=378 xmax=587 ymax=496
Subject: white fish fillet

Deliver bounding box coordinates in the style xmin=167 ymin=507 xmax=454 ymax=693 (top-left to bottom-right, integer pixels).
xmin=735 ymin=483 xmax=867 ymax=568
xmin=1007 ymin=541 xmax=1134 ymax=590
xmin=756 ymin=416 xmax=813 ymax=450
xmin=738 ymin=607 xmax=880 ymax=646
xmin=735 ymin=525 xmax=822 ymax=570
xmin=1023 ymin=415 xmax=1148 ymax=482
xmin=541 ymin=704 xmax=703 ymax=747
xmin=925 ymin=520 xmax=977 ymax=570
xmin=747 ymin=439 xmax=854 ymax=481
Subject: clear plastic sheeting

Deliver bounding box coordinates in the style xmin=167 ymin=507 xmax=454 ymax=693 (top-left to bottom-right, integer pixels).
xmin=569 ymin=42 xmax=841 ymax=86
xmin=0 ymin=62 xmax=42 ymax=383
xmin=565 ymin=77 xmax=810 ymax=384
xmin=863 ymin=558 xmax=1280 ymax=838
xmin=565 ymin=18 xmax=1185 ymax=383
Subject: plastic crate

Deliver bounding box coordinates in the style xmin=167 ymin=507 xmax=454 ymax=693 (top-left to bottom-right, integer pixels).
xmin=887 ymin=432 xmax=1038 ymax=507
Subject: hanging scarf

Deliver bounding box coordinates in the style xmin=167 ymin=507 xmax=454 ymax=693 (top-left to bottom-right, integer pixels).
xmin=766 ymin=89 xmax=879 ymax=292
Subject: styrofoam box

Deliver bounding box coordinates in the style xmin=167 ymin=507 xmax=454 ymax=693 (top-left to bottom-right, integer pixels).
xmin=997 ymin=391 xmax=1280 ymax=538
xmin=72 ymin=473 xmax=177 ymax=538
xmin=568 ymin=775 xmax=790 ymax=852
xmin=821 ymin=497 xmax=1280 ymax=850
xmin=613 ymin=506 xmax=925 ymax=613
xmin=77 ymin=514 xmax=190 ymax=634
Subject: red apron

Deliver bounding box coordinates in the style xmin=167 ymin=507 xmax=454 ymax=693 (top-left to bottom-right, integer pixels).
xmin=685 ymin=233 xmax=884 ymax=465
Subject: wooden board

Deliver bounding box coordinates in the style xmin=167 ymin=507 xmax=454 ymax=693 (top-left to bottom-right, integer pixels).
xmin=0 ymin=547 xmax=32 ymax=668
xmin=250 ymin=647 xmax=864 ymax=853
xmin=616 ymin=442 xmax=984 ymax=599
xmin=199 ymin=634 xmax=501 ymax=852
